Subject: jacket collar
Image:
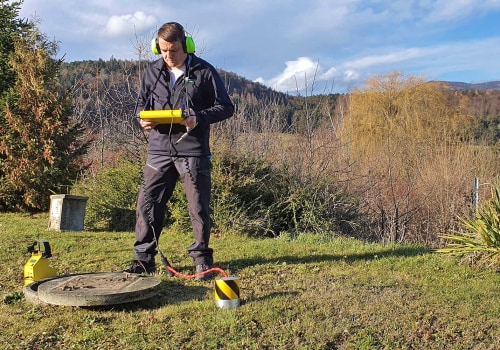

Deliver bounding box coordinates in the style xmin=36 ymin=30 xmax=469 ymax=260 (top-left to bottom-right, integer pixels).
xmin=153 ymin=54 xmax=196 ymax=71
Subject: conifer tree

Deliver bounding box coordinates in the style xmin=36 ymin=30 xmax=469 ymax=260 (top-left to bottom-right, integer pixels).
xmin=0 ymin=0 xmax=31 ymax=97
xmin=0 ymin=1 xmax=31 ymax=206
xmin=0 ymin=20 xmax=88 ymax=211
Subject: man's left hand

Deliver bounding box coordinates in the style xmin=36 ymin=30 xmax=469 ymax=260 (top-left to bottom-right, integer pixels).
xmin=181 ymin=109 xmax=197 ymax=129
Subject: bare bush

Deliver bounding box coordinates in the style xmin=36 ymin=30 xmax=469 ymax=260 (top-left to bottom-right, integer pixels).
xmin=340 ymin=72 xmax=500 ymax=245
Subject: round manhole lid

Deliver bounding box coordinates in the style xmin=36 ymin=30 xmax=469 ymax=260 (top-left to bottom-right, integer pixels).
xmin=36 ymin=272 xmax=161 ymax=306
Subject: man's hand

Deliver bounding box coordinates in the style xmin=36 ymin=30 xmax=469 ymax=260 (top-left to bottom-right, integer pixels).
xmin=180 ymin=108 xmax=197 ymax=129
xmin=140 ymin=119 xmax=159 ymax=131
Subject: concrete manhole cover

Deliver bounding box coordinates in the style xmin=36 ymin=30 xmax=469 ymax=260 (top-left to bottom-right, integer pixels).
xmin=28 ymin=272 xmax=161 ymax=306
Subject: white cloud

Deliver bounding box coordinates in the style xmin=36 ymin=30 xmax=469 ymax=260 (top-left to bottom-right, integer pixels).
xmin=319 ymin=67 xmax=338 ymax=81
xmin=343 ymin=70 xmax=360 ymax=82
xmin=342 ymin=48 xmax=441 ymax=70
xmin=425 ymin=0 xmax=500 ymax=23
xmin=252 ymin=43 xmax=467 ymax=93
xmin=255 ymin=57 xmax=321 ymax=92
xmin=103 ymin=11 xmax=157 ymax=37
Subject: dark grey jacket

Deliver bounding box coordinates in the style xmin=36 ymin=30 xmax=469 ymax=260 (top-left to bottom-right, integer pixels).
xmin=137 ymin=55 xmax=234 ymax=156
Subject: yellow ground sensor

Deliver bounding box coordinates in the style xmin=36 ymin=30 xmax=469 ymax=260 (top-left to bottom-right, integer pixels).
xmin=139 ymin=110 xmax=185 ymax=124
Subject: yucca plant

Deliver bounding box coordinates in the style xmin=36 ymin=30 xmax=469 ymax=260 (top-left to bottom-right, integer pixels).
xmin=437 ymin=182 xmax=500 ymax=271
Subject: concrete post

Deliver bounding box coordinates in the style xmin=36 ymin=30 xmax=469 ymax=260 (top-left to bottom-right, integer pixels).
xmin=48 ymin=194 xmax=88 ymax=231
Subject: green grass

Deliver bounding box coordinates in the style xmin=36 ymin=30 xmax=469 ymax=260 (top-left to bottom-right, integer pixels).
xmin=1 ymin=213 xmax=499 ymax=349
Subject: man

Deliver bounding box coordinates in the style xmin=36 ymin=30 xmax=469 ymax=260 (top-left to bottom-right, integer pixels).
xmin=124 ymin=22 xmax=234 ymax=280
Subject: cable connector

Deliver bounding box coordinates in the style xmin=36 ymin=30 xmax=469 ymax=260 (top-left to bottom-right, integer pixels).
xmin=159 ymin=251 xmax=174 ymax=277
xmin=175 ymin=109 xmax=197 ymax=145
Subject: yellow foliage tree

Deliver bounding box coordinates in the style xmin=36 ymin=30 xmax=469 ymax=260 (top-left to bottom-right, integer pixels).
xmin=345 ymin=72 xmax=470 ymax=166
xmin=342 ymin=72 xmax=476 ymax=243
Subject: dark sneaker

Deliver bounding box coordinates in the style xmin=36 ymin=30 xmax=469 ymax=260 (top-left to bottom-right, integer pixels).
xmin=195 ymin=264 xmax=213 ymax=281
xmin=123 ymin=260 xmax=156 ymax=274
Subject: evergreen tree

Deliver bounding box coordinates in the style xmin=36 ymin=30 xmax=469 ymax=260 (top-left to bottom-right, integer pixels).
xmin=0 ymin=0 xmax=31 ymax=206
xmin=0 ymin=0 xmax=31 ymax=97
xmin=0 ymin=21 xmax=88 ymax=211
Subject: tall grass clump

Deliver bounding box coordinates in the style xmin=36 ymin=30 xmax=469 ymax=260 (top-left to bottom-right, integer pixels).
xmin=437 ymin=182 xmax=500 ymax=271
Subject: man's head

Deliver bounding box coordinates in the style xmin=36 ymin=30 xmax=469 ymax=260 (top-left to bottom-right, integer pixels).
xmin=157 ymin=22 xmax=190 ymax=70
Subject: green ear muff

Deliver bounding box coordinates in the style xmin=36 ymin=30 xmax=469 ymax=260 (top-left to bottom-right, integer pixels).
xmin=152 ymin=37 xmax=160 ymax=55
xmin=151 ymin=36 xmax=196 ymax=55
xmin=185 ymin=36 xmax=195 ymax=54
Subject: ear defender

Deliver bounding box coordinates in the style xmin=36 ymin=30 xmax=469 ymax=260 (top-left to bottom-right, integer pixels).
xmin=184 ymin=36 xmax=195 ymax=54
xmin=152 ymin=37 xmax=160 ymax=55
xmin=151 ymin=35 xmax=196 ymax=55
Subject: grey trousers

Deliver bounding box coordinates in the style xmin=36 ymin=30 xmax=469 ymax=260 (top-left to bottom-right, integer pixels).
xmin=133 ymin=154 xmax=213 ymax=266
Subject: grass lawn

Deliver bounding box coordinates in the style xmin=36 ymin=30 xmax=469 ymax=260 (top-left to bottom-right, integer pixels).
xmin=1 ymin=213 xmax=499 ymax=349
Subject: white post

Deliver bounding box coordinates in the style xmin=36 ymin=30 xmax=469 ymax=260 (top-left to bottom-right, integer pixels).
xmin=473 ymin=177 xmax=479 ymax=210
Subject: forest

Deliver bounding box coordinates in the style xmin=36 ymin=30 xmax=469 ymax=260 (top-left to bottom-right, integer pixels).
xmin=60 ymin=58 xmax=500 ymax=150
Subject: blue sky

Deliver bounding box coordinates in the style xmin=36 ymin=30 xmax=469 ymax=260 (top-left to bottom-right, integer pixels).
xmin=19 ymin=0 xmax=500 ymax=94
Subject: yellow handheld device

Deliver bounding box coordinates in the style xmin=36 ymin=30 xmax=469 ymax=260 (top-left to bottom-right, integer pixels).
xmin=139 ymin=110 xmax=185 ymax=124
xmin=24 ymin=240 xmax=57 ymax=285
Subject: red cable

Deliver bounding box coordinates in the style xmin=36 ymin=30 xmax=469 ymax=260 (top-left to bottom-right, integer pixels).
xmin=159 ymin=251 xmax=228 ymax=279
xmin=164 ymin=265 xmax=228 ymax=279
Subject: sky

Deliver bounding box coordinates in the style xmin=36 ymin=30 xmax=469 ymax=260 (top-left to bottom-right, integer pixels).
xmin=18 ymin=0 xmax=500 ymax=94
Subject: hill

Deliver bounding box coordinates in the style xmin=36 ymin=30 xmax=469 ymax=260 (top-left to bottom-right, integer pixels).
xmin=439 ymin=80 xmax=500 ymax=91
xmin=59 ymin=59 xmax=500 ymax=144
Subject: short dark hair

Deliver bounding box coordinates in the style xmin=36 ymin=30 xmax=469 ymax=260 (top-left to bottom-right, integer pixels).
xmin=157 ymin=22 xmax=185 ymax=44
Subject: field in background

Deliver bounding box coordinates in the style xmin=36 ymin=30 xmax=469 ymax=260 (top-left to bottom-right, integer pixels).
xmin=1 ymin=213 xmax=499 ymax=349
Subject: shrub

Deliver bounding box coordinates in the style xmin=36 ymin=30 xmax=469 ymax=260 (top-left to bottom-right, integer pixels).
xmin=72 ymin=151 xmax=359 ymax=237
xmin=166 ymin=152 xmax=318 ymax=237
xmin=72 ymin=161 xmax=141 ymax=231
xmin=209 ymin=151 xmax=359 ymax=237
xmin=437 ymin=182 xmax=500 ymax=271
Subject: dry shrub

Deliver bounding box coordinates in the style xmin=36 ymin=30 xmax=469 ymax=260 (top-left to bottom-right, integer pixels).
xmin=340 ymin=72 xmax=499 ymax=245
xmin=410 ymin=145 xmax=498 ymax=244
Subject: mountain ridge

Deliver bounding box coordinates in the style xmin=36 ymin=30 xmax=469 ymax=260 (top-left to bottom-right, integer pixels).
xmin=436 ymin=80 xmax=500 ymax=91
